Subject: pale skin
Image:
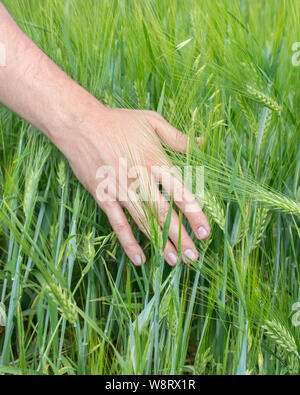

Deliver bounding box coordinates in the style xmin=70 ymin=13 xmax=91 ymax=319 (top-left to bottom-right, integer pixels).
xmin=0 ymin=3 xmax=210 ymax=266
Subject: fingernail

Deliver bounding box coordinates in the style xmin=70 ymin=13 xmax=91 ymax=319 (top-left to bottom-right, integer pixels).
xmin=184 ymin=249 xmax=196 ymax=261
xmin=133 ymin=254 xmax=142 ymax=265
xmin=197 ymin=226 xmax=208 ymax=240
xmin=167 ymin=252 xmax=177 ymax=265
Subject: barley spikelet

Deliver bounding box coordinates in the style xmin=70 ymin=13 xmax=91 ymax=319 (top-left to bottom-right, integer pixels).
xmin=263 ymin=319 xmax=299 ymax=374
xmin=236 ymin=221 xmax=249 ymax=246
xmin=166 ymin=304 xmax=177 ymax=338
xmin=257 ymin=191 xmax=300 ymax=215
xmin=246 ymin=85 xmax=281 ymax=112
xmin=57 ymin=159 xmax=66 ymax=189
xmin=159 ymin=289 xmax=172 ymax=321
xmin=46 ymin=283 xmax=77 ymax=324
xmin=77 ymin=232 xmax=95 ymax=264
xmin=276 ymin=347 xmax=299 ymax=374
xmin=261 ymin=108 xmax=272 ymax=141
xmin=23 ymin=170 xmax=34 ymax=217
xmin=264 ymin=108 xmax=273 ymax=130
xmin=194 ymin=347 xmax=214 ymax=375
xmin=287 ymin=353 xmax=300 ymax=375
xmin=203 ymin=190 xmax=225 ymax=231
xmin=49 ymin=223 xmax=59 ymax=250
xmin=232 ymin=206 xmax=250 ymax=247
xmin=236 ymin=95 xmax=257 ymax=134
xmin=168 ymin=316 xmax=177 ymax=338
xmin=262 ymin=320 xmax=298 ymax=355
xmin=250 ymin=207 xmax=268 ymax=251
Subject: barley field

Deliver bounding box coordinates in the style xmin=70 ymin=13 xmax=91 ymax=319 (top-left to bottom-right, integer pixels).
xmin=0 ymin=0 xmax=299 ymax=375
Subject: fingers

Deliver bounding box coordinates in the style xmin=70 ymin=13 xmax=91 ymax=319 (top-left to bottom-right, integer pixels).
xmin=123 ymin=173 xmax=198 ymax=264
xmin=147 ymin=114 xmax=204 ymax=153
xmin=164 ymin=240 xmax=179 ymax=266
xmin=152 ymin=191 xmax=199 ymax=264
xmin=153 ymin=167 xmax=210 ymax=241
xmin=102 ymin=201 xmax=146 ymax=266
xmin=152 ymin=117 xmax=188 ymax=153
xmin=122 ymin=200 xmax=179 ymax=266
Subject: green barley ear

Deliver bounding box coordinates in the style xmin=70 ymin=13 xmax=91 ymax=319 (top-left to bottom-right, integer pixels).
xmin=236 ymin=95 xmax=258 ymax=134
xmin=77 ymin=232 xmax=95 ymax=263
xmin=194 ymin=347 xmax=215 ymax=375
xmin=166 ymin=299 xmax=177 ymax=338
xmin=246 ymin=85 xmax=281 ymax=112
xmin=49 ymin=223 xmax=59 ymax=250
xmin=57 ymin=159 xmax=66 ymax=190
xmin=260 ymin=108 xmax=273 ymax=148
xmin=169 ymin=314 xmax=178 ymax=338
xmin=257 ymin=190 xmax=300 ymax=215
xmin=262 ymin=319 xmax=298 ymax=355
xmin=262 ymin=319 xmax=299 ymax=374
xmin=23 ymin=169 xmax=34 ymax=217
xmin=231 ymin=205 xmax=250 ymax=247
xmin=203 ymin=190 xmax=225 ymax=232
xmin=287 ymin=354 xmax=300 ymax=375
xmin=22 ymin=144 xmax=51 ymax=217
xmin=46 ymin=282 xmax=77 ymax=325
xmin=86 ymin=232 xmax=96 ymax=262
xmin=159 ymin=288 xmax=172 ymax=322
xmin=249 ymin=207 xmax=269 ymax=252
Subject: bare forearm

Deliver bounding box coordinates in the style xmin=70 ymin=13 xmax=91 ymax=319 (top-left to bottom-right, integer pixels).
xmin=0 ymin=3 xmax=210 ymax=266
xmin=0 ymin=3 xmax=106 ymax=148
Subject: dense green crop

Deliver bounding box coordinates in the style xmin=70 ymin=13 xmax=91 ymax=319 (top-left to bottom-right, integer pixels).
xmin=0 ymin=0 xmax=299 ymax=375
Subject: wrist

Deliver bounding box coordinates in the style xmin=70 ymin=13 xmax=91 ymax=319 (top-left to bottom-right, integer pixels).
xmin=45 ymin=85 xmax=110 ymax=152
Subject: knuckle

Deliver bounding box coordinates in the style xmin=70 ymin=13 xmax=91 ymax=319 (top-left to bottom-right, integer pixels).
xmin=103 ymin=201 xmax=116 ymax=212
xmin=183 ymin=194 xmax=200 ymax=210
xmin=172 ymin=183 xmax=184 ymax=201
xmin=148 ymin=110 xmax=163 ymax=120
xmin=157 ymin=204 xmax=170 ymax=223
xmin=186 ymin=195 xmax=198 ymax=207
xmin=180 ymin=235 xmax=196 ymax=250
xmin=125 ymin=241 xmax=139 ymax=251
xmin=113 ymin=222 xmax=127 ymax=234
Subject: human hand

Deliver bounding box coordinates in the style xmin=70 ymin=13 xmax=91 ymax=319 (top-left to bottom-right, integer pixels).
xmin=57 ymin=106 xmax=210 ymax=266
xmin=0 ymin=3 xmax=209 ymax=266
